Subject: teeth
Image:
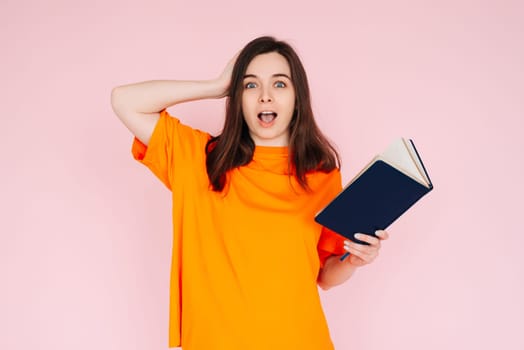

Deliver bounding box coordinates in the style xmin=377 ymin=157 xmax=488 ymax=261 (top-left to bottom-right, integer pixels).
xmin=258 ymin=111 xmax=277 ymax=116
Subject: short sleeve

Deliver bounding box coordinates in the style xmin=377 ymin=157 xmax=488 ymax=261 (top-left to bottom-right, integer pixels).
xmin=317 ymin=227 xmax=346 ymax=268
xmin=131 ymin=109 xmax=209 ymax=190
xmin=314 ymin=169 xmax=347 ymax=267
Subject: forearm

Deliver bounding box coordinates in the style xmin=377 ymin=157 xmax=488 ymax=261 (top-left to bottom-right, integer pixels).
xmin=317 ymin=255 xmax=358 ymax=290
xmin=111 ymin=79 xmax=228 ymax=145
xmin=111 ymin=79 xmax=226 ymax=114
xmin=317 ymin=231 xmax=389 ymax=290
xmin=110 ymin=54 xmax=236 ymax=145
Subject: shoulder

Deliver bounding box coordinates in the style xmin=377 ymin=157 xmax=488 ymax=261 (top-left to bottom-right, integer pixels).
xmin=152 ymin=110 xmax=212 ymax=159
xmin=306 ymin=168 xmax=342 ymax=192
xmin=158 ymin=109 xmax=211 ymax=141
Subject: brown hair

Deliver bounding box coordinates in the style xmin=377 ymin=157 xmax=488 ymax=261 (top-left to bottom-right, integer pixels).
xmin=206 ymin=36 xmax=340 ymax=192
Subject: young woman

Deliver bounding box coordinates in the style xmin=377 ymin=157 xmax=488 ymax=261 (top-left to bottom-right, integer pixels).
xmin=111 ymin=36 xmax=388 ymax=350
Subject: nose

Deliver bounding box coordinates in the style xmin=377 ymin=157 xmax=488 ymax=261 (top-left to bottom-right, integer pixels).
xmin=259 ymin=87 xmax=272 ymax=103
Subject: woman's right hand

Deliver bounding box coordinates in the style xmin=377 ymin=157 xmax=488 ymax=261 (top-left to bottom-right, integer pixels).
xmin=214 ymin=52 xmax=239 ymax=98
xmin=111 ymin=52 xmax=241 ymax=146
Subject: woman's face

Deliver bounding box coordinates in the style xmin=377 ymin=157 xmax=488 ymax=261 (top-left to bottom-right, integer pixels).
xmin=241 ymin=52 xmax=296 ymax=146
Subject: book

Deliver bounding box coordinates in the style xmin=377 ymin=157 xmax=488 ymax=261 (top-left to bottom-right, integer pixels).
xmin=315 ymin=138 xmax=433 ymax=246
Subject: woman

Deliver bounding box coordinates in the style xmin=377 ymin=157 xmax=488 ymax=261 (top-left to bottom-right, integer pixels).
xmin=111 ymin=36 xmax=388 ymax=349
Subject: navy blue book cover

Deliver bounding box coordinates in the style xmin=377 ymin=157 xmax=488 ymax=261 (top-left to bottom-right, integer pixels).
xmin=315 ymin=158 xmax=433 ymax=244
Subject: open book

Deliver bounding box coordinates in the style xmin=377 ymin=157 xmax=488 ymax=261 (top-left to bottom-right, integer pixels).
xmin=315 ymin=138 xmax=433 ymax=245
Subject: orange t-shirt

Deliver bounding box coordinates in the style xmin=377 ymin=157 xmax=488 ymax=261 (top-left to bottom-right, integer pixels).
xmin=132 ymin=110 xmax=345 ymax=349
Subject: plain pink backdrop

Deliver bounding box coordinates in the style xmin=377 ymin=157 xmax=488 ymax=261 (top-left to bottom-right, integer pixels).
xmin=2 ymin=0 xmax=523 ymax=349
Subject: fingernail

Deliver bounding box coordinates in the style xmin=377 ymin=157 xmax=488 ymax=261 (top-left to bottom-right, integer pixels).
xmin=375 ymin=230 xmax=382 ymax=237
xmin=355 ymin=233 xmax=362 ymax=239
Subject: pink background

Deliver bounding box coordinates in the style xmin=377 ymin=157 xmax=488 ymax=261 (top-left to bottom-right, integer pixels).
xmin=2 ymin=0 xmax=523 ymax=349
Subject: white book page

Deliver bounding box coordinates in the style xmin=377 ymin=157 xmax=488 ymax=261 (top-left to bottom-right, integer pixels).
xmin=403 ymin=139 xmax=430 ymax=185
xmin=380 ymin=138 xmax=429 ymax=186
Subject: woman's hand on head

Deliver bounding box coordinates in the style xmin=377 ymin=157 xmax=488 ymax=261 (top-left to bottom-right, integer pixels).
xmin=343 ymin=230 xmax=389 ymax=267
xmin=215 ymin=52 xmax=240 ymax=98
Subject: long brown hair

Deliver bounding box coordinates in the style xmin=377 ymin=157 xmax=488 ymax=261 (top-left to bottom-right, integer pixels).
xmin=206 ymin=36 xmax=340 ymax=192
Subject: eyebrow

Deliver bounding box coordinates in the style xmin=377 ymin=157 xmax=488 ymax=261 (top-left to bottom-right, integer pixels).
xmin=243 ymin=73 xmax=292 ymax=80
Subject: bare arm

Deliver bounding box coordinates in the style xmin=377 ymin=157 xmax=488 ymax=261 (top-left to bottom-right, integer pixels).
xmin=110 ymin=55 xmax=236 ymax=145
xmin=317 ymin=230 xmax=389 ymax=290
xmin=317 ymin=255 xmax=358 ymax=290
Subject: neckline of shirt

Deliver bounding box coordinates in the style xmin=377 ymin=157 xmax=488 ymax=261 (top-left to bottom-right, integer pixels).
xmin=253 ymin=145 xmax=289 ymax=157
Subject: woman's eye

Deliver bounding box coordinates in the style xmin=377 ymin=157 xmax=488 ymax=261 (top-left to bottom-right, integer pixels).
xmin=245 ymin=82 xmax=257 ymax=89
xmin=274 ymin=81 xmax=286 ymax=88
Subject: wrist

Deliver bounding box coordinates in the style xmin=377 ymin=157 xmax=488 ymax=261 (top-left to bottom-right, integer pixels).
xmin=208 ymin=77 xmax=229 ymax=99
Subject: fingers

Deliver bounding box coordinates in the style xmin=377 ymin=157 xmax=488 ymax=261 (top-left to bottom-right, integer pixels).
xmin=223 ymin=51 xmax=240 ymax=75
xmin=355 ymin=233 xmax=381 ymax=246
xmin=216 ymin=52 xmax=241 ymax=97
xmin=375 ymin=229 xmax=389 ymax=240
xmin=229 ymin=51 xmax=241 ymax=64
xmin=343 ymin=230 xmax=388 ymax=265
xmin=343 ymin=240 xmax=377 ymax=262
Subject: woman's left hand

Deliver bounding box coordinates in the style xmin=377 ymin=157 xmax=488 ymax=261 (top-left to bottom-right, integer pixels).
xmin=343 ymin=230 xmax=389 ymax=267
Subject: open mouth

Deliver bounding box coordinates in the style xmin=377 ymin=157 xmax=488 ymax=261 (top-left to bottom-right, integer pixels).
xmin=258 ymin=111 xmax=277 ymax=123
